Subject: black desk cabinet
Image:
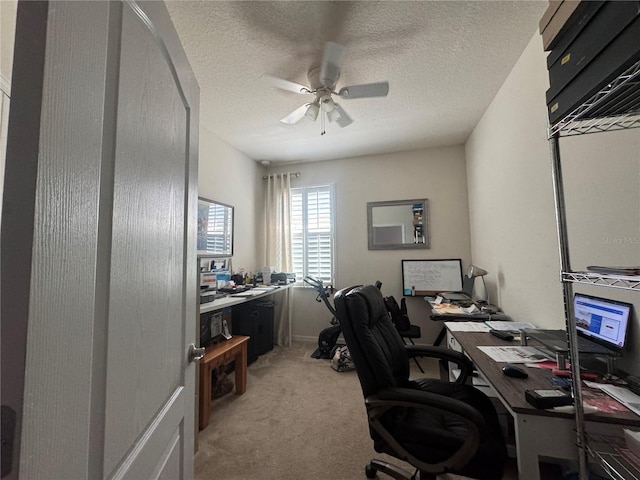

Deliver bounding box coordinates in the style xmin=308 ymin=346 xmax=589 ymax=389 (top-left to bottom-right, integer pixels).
xmin=231 ymin=301 xmax=275 ymax=363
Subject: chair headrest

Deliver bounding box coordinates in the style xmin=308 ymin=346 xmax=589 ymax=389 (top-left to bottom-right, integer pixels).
xmin=340 ymin=285 xmax=388 ymax=329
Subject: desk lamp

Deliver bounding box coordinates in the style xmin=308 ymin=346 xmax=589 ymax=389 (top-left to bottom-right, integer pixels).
xmin=468 ymin=265 xmax=490 ymax=305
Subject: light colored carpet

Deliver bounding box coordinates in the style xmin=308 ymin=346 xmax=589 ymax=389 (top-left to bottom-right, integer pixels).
xmin=194 ymin=341 xmax=525 ymax=480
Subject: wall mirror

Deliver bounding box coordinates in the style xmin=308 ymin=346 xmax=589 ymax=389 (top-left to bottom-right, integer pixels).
xmin=197 ymin=197 xmax=234 ymax=257
xmin=367 ymin=199 xmax=429 ymax=250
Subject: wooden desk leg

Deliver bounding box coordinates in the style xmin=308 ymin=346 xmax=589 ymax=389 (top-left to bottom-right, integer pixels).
xmin=234 ymin=342 xmax=247 ymax=395
xmin=199 ymin=362 xmax=211 ymax=430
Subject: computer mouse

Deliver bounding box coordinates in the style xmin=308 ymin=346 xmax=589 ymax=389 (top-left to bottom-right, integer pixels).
xmin=502 ymin=364 xmax=528 ymax=378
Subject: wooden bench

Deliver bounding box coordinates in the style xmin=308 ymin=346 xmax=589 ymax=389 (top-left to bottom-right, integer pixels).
xmin=198 ymin=335 xmax=249 ymax=430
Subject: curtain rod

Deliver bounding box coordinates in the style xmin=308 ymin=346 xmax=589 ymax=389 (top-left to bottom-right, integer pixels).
xmin=262 ymin=171 xmax=301 ymax=180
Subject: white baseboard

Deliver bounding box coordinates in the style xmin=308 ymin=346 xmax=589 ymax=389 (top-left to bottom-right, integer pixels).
xmin=291 ymin=335 xmax=317 ymax=343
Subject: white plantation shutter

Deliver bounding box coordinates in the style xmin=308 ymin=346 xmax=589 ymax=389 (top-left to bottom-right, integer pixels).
xmin=291 ymin=185 xmax=334 ymax=284
xmin=206 ymin=203 xmax=232 ymax=254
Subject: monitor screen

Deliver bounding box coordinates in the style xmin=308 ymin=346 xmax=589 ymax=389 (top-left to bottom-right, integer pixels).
xmin=574 ymin=293 xmax=632 ymax=349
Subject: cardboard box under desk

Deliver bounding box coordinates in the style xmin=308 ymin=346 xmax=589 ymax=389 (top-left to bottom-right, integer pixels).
xmin=546 ymin=1 xmax=640 ymax=103
xmin=547 ymin=16 xmax=640 ymax=125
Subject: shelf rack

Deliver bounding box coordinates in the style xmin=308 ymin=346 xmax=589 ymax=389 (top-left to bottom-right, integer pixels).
xmin=561 ymin=272 xmax=640 ymax=292
xmin=548 ymin=56 xmax=640 ymax=480
xmin=549 ymin=59 xmax=640 ymax=137
xmin=586 ymin=433 xmax=640 ymax=480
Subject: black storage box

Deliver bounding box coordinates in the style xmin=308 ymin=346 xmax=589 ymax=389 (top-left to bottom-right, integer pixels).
xmin=546 ymin=1 xmax=605 ymax=68
xmin=525 ymin=389 xmax=573 ymax=409
xmin=232 ymin=300 xmax=275 ymax=363
xmin=541 ymin=0 xmax=590 ymax=52
xmin=547 ymin=15 xmax=640 ymax=125
xmin=546 ymin=1 xmax=640 ymax=102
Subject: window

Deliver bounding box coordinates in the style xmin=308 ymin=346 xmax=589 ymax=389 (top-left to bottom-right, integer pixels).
xmin=205 ymin=203 xmax=233 ymax=254
xmin=291 ymin=184 xmax=335 ymax=284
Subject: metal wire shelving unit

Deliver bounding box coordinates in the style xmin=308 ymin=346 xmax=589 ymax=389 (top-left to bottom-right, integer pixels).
xmin=548 ymin=57 xmax=640 ymax=480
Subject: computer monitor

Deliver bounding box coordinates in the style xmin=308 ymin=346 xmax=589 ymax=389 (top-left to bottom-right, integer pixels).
xmin=574 ymin=293 xmax=632 ymax=350
xmin=461 ymin=274 xmax=474 ymax=297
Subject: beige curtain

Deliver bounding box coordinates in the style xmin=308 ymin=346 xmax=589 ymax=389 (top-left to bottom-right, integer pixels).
xmin=264 ymin=173 xmax=292 ymax=345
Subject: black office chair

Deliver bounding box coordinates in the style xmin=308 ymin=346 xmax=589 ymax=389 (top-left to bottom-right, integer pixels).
xmin=334 ymin=284 xmax=507 ymax=480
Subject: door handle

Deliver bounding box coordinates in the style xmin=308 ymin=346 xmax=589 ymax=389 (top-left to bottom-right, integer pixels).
xmin=188 ymin=344 xmax=206 ymax=363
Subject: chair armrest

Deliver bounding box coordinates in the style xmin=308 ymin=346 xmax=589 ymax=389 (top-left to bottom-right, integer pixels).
xmin=366 ymin=388 xmax=484 ymax=474
xmin=373 ymin=387 xmax=485 ymax=428
xmin=405 ymin=345 xmax=473 ymax=384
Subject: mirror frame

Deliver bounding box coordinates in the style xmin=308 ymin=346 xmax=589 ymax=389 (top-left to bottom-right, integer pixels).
xmin=197 ymin=196 xmax=234 ymax=258
xmin=367 ymin=199 xmax=429 ymax=250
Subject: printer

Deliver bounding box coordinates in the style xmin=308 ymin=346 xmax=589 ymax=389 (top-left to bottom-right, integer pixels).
xmin=200 ymin=272 xmax=218 ymax=304
xmin=271 ymin=272 xmax=296 ymax=285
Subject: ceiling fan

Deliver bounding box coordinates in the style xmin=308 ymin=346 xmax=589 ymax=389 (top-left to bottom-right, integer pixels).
xmin=262 ymin=42 xmax=389 ymax=133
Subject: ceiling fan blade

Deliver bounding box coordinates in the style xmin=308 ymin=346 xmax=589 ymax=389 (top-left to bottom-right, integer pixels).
xmin=280 ymin=104 xmax=311 ymax=124
xmin=332 ymin=104 xmax=353 ymax=128
xmin=338 ymin=81 xmax=389 ymax=99
xmin=319 ymin=42 xmax=344 ymax=88
xmin=262 ymin=74 xmax=312 ymax=94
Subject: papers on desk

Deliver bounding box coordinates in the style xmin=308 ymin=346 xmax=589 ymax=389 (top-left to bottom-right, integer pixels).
xmin=587 ymin=382 xmax=640 ymax=417
xmin=230 ymin=286 xmax=281 ymax=297
xmin=445 ymin=321 xmax=491 ymax=332
xmin=477 ymin=346 xmax=551 ymax=363
xmin=432 ymin=303 xmax=480 ymax=315
xmin=231 ymin=291 xmax=264 ymax=297
xmin=484 ymin=321 xmax=536 ymax=332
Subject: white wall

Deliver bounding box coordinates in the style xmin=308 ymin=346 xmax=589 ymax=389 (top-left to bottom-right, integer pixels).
xmin=198 ymin=125 xmax=264 ymax=275
xmin=276 ymin=146 xmax=472 ymax=343
xmin=1 ymin=1 xmax=17 ymax=219
xmin=1 ymin=1 xmax=17 ymax=81
xmin=466 ymin=33 xmax=563 ymax=327
xmin=466 ymin=33 xmax=640 ymax=374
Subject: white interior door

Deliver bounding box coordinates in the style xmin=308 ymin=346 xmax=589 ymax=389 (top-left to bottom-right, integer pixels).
xmin=1 ymin=2 xmax=199 ymax=478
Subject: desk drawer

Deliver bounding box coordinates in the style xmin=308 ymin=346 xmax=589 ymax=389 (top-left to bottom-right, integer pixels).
xmin=447 ymin=331 xmax=462 ymax=353
xmin=446 ymin=330 xmax=463 ymax=383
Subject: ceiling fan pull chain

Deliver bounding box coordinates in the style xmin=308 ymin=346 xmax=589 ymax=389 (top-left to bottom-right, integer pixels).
xmin=321 ymin=111 xmax=326 ymax=135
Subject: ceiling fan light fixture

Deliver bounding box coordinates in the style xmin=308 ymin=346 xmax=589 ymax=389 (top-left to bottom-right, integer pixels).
xmin=305 ymin=103 xmax=320 ymax=121
xmin=326 ymin=108 xmax=340 ymax=123
xmin=320 ymin=95 xmax=335 ymax=112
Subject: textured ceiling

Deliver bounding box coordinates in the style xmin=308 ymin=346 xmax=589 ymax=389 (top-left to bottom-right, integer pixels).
xmin=165 ymin=1 xmax=546 ymax=164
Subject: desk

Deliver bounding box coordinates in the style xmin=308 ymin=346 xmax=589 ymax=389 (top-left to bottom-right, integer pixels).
xmin=446 ymin=328 xmax=640 ymax=480
xmin=426 ymin=298 xmax=510 ymax=346
xmin=198 ymin=335 xmax=249 ymax=430
xmin=200 ymin=283 xmax=294 ymax=346
xmin=197 ymin=285 xmax=293 ymax=435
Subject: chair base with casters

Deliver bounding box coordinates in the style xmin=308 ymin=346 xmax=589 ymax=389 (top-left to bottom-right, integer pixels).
xmin=335 ymin=285 xmax=507 ymax=480
xmin=366 ymin=459 xmax=420 ymax=480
